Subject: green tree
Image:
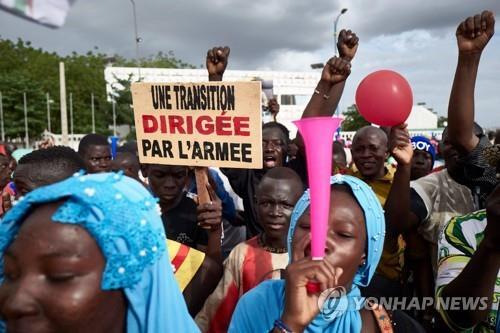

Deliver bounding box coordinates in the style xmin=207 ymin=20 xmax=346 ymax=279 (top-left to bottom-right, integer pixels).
xmin=0 ymin=75 xmax=47 ymax=142
xmin=341 ymin=104 xmax=370 ymax=131
xmin=0 ymin=38 xmax=193 ymax=142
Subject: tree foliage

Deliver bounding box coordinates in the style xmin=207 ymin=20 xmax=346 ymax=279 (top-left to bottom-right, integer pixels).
xmin=341 ymin=104 xmax=370 ymax=131
xmin=0 ymin=38 xmax=193 ymax=143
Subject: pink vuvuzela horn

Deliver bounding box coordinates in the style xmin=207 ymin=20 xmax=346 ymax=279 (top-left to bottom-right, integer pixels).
xmin=293 ymin=116 xmax=342 ymax=260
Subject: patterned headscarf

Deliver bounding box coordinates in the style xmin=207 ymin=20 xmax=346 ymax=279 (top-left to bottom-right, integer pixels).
xmin=0 ymin=172 xmax=199 ymax=333
xmin=483 ymin=144 xmax=500 ymax=179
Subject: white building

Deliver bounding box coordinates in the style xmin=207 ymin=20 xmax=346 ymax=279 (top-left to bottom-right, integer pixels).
xmin=105 ymin=67 xmax=442 ymax=139
xmin=105 ymin=67 xmax=320 ymax=138
xmin=407 ymin=103 xmax=438 ymax=130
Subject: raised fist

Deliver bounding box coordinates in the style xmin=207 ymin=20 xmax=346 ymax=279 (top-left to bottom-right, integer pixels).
xmin=321 ymin=57 xmax=351 ymax=85
xmin=337 ymin=29 xmax=359 ymax=61
xmin=456 ymin=10 xmax=495 ymax=55
xmin=206 ymin=46 xmax=230 ymax=79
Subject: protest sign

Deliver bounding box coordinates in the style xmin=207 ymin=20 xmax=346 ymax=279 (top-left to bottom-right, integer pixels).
xmin=132 ymin=81 xmax=262 ymax=169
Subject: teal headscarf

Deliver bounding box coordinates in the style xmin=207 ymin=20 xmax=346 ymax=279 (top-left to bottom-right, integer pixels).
xmin=229 ymin=174 xmax=385 ymax=333
xmin=0 ymin=172 xmax=199 ymax=333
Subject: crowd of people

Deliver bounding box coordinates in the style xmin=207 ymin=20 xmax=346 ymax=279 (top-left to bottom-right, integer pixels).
xmin=0 ymin=10 xmax=498 ymax=333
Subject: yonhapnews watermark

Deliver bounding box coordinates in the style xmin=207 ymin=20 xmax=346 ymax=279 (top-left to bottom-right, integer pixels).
xmin=317 ymin=287 xmax=488 ymax=321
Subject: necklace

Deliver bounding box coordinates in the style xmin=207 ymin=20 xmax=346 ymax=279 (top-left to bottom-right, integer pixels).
xmin=258 ymin=234 xmax=287 ymax=254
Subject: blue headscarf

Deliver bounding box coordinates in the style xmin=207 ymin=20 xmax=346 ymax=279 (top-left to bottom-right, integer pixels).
xmin=229 ymin=174 xmax=385 ymax=333
xmin=0 ymin=172 xmax=199 ymax=333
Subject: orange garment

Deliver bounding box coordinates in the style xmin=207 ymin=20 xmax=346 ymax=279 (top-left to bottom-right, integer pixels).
xmin=195 ymin=237 xmax=288 ymax=333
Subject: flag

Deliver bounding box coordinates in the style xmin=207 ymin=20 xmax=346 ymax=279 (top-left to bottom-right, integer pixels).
xmin=0 ymin=0 xmax=76 ymax=28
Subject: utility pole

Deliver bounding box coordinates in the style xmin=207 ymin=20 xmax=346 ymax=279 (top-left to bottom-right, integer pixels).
xmin=0 ymin=91 xmax=4 ymax=141
xmin=59 ymin=62 xmax=69 ymax=145
xmin=69 ymin=92 xmax=74 ymax=137
xmin=333 ymin=8 xmax=348 ymax=116
xmin=91 ymin=92 xmax=95 ymax=133
xmin=130 ymin=0 xmax=142 ymax=81
xmin=112 ymin=100 xmax=117 ymax=137
xmin=46 ymin=92 xmax=52 ymax=133
xmin=23 ymin=92 xmax=29 ymax=148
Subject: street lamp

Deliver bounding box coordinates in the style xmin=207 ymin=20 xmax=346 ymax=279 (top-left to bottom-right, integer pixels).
xmin=334 ymin=8 xmax=347 ymax=117
xmin=334 ymin=8 xmax=348 ymax=56
xmin=310 ymin=63 xmax=324 ymax=69
xmin=130 ymin=0 xmax=142 ymax=81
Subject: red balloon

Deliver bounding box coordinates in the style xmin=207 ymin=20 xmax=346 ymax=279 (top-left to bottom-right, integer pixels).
xmin=355 ymin=70 xmax=413 ymax=127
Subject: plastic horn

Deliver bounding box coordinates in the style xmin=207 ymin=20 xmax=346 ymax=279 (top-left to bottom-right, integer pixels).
xmin=293 ymin=116 xmax=342 ymax=260
xmin=111 ymin=136 xmax=119 ymax=160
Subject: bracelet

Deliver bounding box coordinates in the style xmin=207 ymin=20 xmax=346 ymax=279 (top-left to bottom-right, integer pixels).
xmin=314 ymin=89 xmax=330 ymax=100
xmin=274 ymin=319 xmax=293 ymax=333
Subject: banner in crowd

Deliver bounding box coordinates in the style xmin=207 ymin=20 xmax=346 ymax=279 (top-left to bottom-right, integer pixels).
xmin=0 ymin=0 xmax=76 ymax=28
xmin=132 ymin=82 xmax=262 ymax=169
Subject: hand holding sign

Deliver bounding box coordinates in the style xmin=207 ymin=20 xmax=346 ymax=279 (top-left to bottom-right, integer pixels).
xmin=337 ymin=29 xmax=359 ymax=61
xmin=456 ymin=10 xmax=495 ymax=55
xmin=206 ymin=46 xmax=230 ymax=81
xmin=321 ymin=57 xmax=351 ymax=87
xmin=197 ymin=183 xmax=222 ymax=231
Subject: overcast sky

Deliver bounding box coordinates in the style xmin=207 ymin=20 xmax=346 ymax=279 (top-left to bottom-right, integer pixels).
xmin=1 ymin=0 xmax=499 ymax=127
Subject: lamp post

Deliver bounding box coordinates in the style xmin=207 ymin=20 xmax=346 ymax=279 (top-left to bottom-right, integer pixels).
xmin=91 ymin=92 xmax=95 ymax=133
xmin=0 ymin=91 xmax=4 ymax=142
xmin=334 ymin=8 xmax=348 ymax=56
xmin=69 ymin=92 xmax=74 ymax=137
xmin=59 ymin=62 xmax=69 ymax=146
xmin=130 ymin=0 xmax=142 ymax=81
xmin=112 ymin=100 xmax=117 ymax=137
xmin=23 ymin=92 xmax=29 ymax=148
xmin=46 ymin=92 xmax=54 ymax=133
xmin=334 ymin=8 xmax=347 ymax=117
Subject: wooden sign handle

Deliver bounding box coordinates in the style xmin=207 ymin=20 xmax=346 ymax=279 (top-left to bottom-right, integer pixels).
xmin=194 ymin=167 xmax=211 ymax=204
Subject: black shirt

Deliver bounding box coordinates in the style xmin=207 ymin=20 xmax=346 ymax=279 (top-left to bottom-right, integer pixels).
xmin=220 ymin=168 xmax=265 ymax=238
xmin=162 ymin=193 xmax=208 ymax=248
xmin=221 ymin=153 xmax=307 ymax=238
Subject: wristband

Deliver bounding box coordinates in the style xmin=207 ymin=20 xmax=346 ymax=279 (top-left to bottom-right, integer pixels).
xmin=314 ymin=89 xmax=330 ymax=100
xmin=274 ymin=319 xmax=293 ymax=333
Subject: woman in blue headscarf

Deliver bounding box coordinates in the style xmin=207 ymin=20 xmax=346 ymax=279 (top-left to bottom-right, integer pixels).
xmin=0 ymin=172 xmax=199 ymax=333
xmin=229 ymin=174 xmax=390 ymax=332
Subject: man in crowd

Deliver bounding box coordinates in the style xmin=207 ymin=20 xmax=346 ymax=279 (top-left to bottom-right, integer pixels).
xmin=410 ymin=136 xmax=436 ymax=181
xmin=112 ymin=149 xmax=142 ymax=183
xmin=351 ymin=124 xmax=412 ymax=298
xmin=78 ymin=134 xmax=112 ymax=173
xmin=196 ymin=167 xmax=303 ymax=332
xmin=210 ymin=30 xmax=358 ymax=238
xmin=1 ymin=145 xmax=85 ymax=214
xmin=435 ymin=10 xmax=499 ymax=333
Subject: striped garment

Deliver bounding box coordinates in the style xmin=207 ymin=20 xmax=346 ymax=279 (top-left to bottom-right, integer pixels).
xmin=436 ymin=210 xmax=499 ymax=333
xmin=167 ymin=239 xmax=205 ymax=291
xmin=195 ymin=236 xmax=288 ymax=333
xmin=411 ymin=169 xmax=474 ymax=273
